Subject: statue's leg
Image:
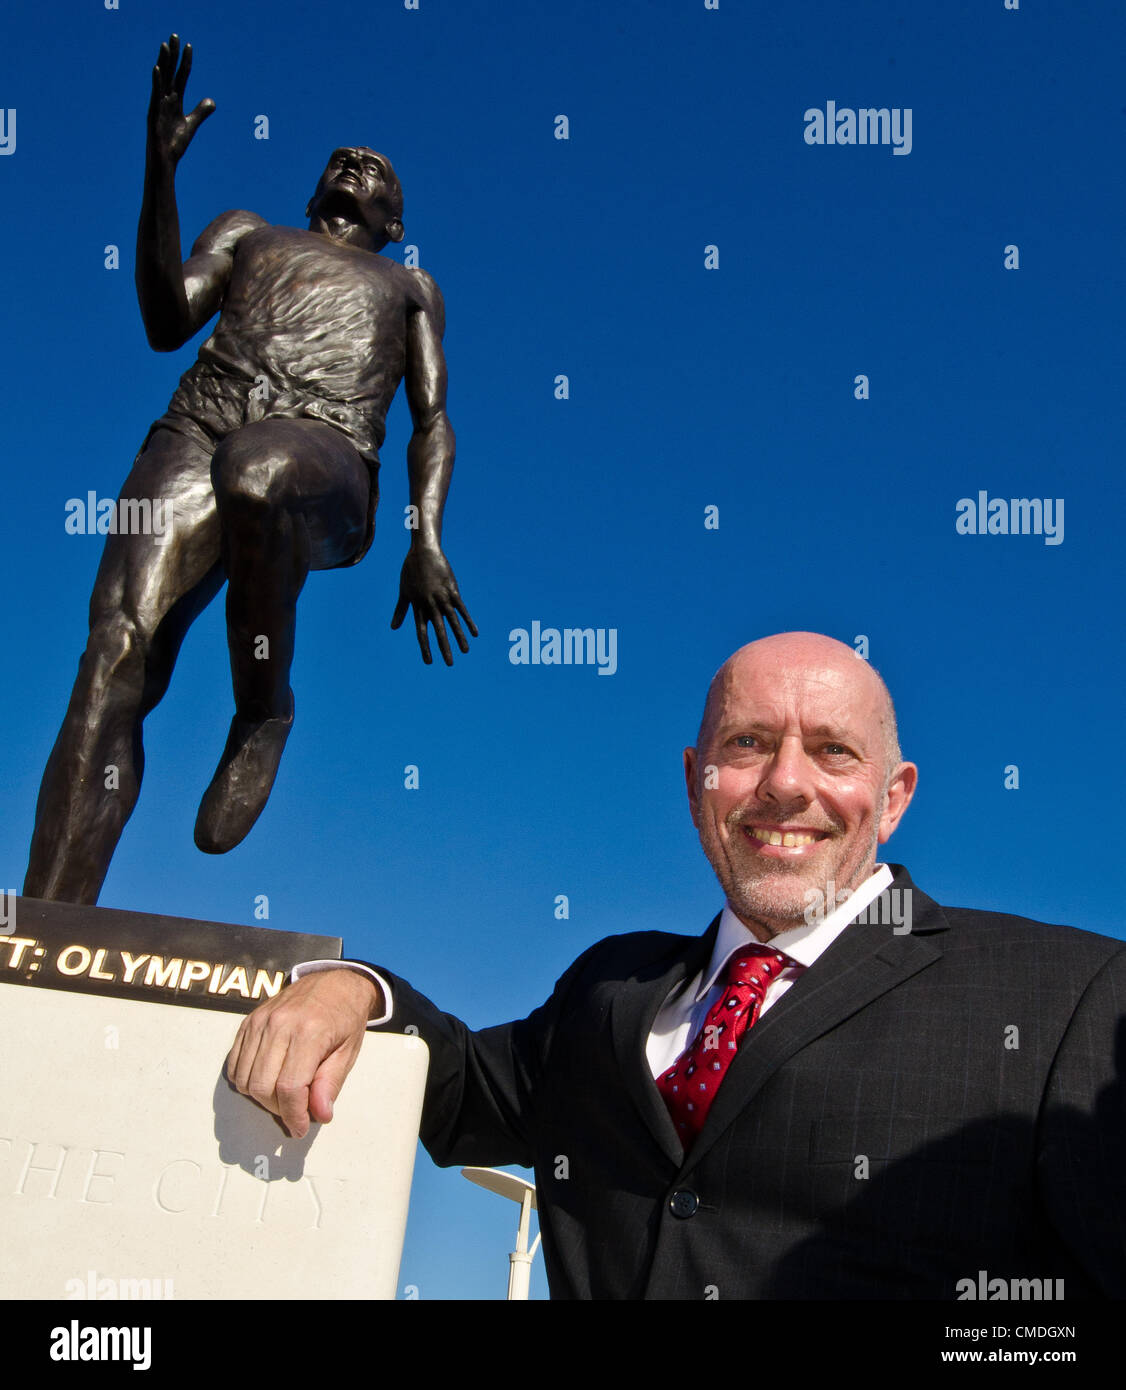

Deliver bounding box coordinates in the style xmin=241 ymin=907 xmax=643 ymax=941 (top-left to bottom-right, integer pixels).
xmin=195 ymin=418 xmax=369 ymax=853
xmin=24 ymin=429 xmax=222 ymax=903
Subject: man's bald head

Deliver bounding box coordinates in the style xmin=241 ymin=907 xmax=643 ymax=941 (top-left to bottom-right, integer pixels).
xmin=684 ymin=632 xmax=917 ymax=939
xmin=696 ymin=633 xmax=902 ymax=784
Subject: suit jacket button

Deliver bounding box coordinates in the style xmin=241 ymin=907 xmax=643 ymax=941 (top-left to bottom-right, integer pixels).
xmin=669 ymin=1189 xmax=699 ymax=1219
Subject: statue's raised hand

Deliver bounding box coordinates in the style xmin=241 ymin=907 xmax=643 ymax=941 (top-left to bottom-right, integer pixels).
xmin=147 ymin=34 xmax=214 ymax=167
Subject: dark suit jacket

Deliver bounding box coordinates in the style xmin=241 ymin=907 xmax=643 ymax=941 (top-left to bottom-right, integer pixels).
xmin=371 ymin=865 xmax=1126 ymax=1299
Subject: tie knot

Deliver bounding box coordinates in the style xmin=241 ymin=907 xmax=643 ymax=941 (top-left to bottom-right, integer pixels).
xmin=722 ymin=947 xmax=788 ymax=989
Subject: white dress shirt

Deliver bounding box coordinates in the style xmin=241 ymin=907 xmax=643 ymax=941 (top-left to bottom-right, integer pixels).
xmin=290 ymin=957 xmax=393 ymax=1025
xmin=293 ymin=864 xmax=896 ymax=1063
xmin=645 ymin=863 xmax=894 ymax=1077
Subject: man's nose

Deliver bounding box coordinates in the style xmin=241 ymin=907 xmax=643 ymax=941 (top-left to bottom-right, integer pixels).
xmin=758 ymin=738 xmax=814 ymax=805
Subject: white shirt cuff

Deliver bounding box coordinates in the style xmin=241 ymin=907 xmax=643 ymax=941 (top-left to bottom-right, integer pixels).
xmin=290 ymin=959 xmax=394 ymax=1028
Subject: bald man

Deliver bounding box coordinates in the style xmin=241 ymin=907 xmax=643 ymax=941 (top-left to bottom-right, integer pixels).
xmin=228 ymin=633 xmax=1126 ymax=1299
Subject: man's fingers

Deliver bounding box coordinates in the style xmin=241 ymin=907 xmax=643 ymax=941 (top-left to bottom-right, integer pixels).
xmin=309 ymin=1040 xmax=364 ymax=1125
xmin=248 ymin=1016 xmax=339 ymax=1137
xmin=258 ymin=1016 xmax=367 ymax=1137
xmin=273 ymin=1071 xmax=313 ymax=1139
xmin=226 ymin=1004 xmax=300 ymax=1124
xmin=226 ymin=973 xmax=376 ymax=1139
xmin=390 ymin=594 xmax=408 ymax=629
xmin=309 ymin=1072 xmax=339 ymax=1126
xmin=229 ymin=1011 xmax=285 ymax=1105
xmin=225 ymin=1013 xmax=251 ymax=1083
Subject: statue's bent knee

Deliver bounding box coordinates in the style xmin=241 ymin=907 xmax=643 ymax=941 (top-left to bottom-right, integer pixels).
xmin=212 ymin=430 xmax=298 ymax=511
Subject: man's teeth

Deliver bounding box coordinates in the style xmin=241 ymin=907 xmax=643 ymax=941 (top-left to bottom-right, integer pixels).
xmin=748 ymin=827 xmax=822 ymax=848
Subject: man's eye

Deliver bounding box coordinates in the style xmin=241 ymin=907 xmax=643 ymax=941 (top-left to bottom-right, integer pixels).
xmin=733 ymin=736 xmax=758 ymax=748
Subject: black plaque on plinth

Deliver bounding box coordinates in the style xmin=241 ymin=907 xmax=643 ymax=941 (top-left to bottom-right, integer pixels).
xmin=0 ymin=896 xmax=341 ymax=1015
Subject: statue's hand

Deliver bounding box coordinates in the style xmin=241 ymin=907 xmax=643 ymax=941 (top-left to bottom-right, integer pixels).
xmin=392 ymin=544 xmax=477 ymax=665
xmin=147 ymin=33 xmax=214 ymax=168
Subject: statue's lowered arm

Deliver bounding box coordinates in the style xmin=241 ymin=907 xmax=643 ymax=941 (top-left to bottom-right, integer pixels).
xmin=392 ymin=272 xmax=477 ymax=666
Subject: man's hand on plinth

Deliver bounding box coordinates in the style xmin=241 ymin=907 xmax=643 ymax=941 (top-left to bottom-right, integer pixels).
xmin=226 ymin=969 xmax=382 ymax=1139
xmin=392 ymin=544 xmax=477 ymax=665
xmin=148 ymin=33 xmax=214 ymax=168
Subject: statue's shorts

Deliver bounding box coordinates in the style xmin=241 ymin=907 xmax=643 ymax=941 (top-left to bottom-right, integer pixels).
xmin=138 ymin=364 xmax=381 ymax=567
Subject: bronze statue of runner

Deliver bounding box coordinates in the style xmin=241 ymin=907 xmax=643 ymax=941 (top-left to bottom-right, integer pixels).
xmin=26 ymin=35 xmax=476 ymax=904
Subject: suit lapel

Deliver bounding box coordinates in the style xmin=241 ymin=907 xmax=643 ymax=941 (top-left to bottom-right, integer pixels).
xmin=685 ymin=868 xmax=950 ymax=1171
xmin=610 ymin=916 xmax=720 ymax=1166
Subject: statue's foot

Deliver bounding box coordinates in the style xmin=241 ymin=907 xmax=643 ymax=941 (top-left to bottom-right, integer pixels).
xmin=194 ymin=695 xmax=295 ymax=854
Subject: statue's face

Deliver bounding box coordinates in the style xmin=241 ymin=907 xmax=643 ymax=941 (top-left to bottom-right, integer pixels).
xmin=308 ymin=147 xmax=402 ymax=244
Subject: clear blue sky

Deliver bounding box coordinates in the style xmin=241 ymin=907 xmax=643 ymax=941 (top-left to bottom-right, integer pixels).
xmin=1 ymin=0 xmax=1123 ymax=1299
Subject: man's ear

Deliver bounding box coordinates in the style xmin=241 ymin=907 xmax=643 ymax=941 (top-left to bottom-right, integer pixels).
xmin=386 ymin=219 xmax=405 ymax=244
xmin=684 ymin=747 xmax=701 ymax=828
xmin=878 ymin=761 xmax=918 ymax=844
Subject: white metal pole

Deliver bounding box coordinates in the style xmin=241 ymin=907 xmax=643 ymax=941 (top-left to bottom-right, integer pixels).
xmin=506 ymin=1190 xmax=534 ymax=1301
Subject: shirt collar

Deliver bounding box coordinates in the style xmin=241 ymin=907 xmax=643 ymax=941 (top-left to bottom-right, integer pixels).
xmin=697 ymin=863 xmax=895 ymax=1000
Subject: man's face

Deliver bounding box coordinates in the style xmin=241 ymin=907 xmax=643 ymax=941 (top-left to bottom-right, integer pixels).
xmin=684 ymin=638 xmax=916 ymax=940
xmin=309 ymin=147 xmax=402 ymax=242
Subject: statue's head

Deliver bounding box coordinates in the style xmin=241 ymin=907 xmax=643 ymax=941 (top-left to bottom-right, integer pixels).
xmin=306 ymin=147 xmax=405 ymax=250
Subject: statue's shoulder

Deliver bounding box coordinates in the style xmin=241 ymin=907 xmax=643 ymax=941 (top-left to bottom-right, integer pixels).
xmin=397 ymin=263 xmax=445 ymax=318
xmin=189 ymin=210 xmax=270 ymax=258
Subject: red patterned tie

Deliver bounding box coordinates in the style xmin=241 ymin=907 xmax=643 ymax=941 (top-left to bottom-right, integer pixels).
xmin=657 ymin=946 xmax=790 ymax=1144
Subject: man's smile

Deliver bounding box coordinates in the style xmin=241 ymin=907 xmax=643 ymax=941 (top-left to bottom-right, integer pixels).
xmin=741 ymin=824 xmax=831 ymax=855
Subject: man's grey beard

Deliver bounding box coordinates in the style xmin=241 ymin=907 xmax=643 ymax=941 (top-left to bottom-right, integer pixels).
xmin=712 ymin=806 xmax=885 ymax=939
xmin=720 ymin=864 xmax=822 ymax=940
